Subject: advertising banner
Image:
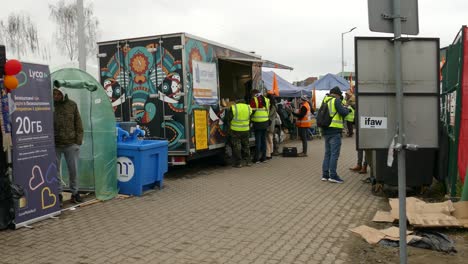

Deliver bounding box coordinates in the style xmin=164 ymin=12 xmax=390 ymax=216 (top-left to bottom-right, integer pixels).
xmin=10 ymin=62 xmax=60 ymax=228
xmin=192 ymin=60 xmax=218 ymax=105
xmin=193 ymin=109 xmax=208 ymax=150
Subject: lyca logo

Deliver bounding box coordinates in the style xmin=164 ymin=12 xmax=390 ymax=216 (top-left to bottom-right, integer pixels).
xmin=29 ymin=69 xmax=48 ymax=79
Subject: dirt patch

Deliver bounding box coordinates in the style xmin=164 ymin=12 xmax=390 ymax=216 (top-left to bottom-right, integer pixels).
xmin=344 ymin=189 xmax=468 ymax=263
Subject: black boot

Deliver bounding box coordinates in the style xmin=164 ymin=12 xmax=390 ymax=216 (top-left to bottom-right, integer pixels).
xmin=71 ymin=193 xmax=83 ymax=203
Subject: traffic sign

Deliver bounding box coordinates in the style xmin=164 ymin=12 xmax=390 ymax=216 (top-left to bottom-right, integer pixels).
xmin=368 ymin=0 xmax=419 ymax=35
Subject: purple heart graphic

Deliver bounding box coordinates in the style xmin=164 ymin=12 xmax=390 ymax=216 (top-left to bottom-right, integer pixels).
xmin=45 ymin=163 xmax=58 ymax=184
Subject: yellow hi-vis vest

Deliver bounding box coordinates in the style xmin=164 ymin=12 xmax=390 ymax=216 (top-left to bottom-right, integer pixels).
xmin=345 ymin=106 xmax=355 ymax=122
xmin=230 ymin=103 xmax=252 ymax=131
xmin=295 ymin=101 xmax=312 ymax=128
xmin=323 ymin=96 xmax=344 ymax=129
xmin=251 ymin=96 xmax=270 ymax=123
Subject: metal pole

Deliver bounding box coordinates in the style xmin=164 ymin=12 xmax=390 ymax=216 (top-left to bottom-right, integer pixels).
xmin=159 ymin=39 xmax=167 ymax=139
xmin=341 ymin=33 xmax=344 ymax=77
xmin=116 ymin=42 xmax=124 ymax=121
xmin=341 ymin=27 xmax=356 ymax=78
xmin=77 ymin=0 xmax=86 ymax=71
xmin=392 ymin=0 xmax=407 ymax=263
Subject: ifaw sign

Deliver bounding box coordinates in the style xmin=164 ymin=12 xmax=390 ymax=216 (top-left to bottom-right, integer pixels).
xmin=360 ymin=117 xmax=387 ymax=129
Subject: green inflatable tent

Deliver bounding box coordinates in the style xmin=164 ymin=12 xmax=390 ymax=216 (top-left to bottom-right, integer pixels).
xmin=51 ymin=68 xmax=117 ymax=200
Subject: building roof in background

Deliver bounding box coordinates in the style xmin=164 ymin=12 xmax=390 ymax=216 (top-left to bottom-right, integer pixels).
xmin=335 ymin=71 xmax=355 ymax=79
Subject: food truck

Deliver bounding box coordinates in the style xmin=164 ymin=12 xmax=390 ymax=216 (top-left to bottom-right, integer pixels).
xmin=98 ymin=33 xmax=291 ymax=165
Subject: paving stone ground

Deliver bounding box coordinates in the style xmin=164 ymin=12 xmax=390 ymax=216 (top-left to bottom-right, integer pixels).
xmin=0 ymin=136 xmax=384 ymax=264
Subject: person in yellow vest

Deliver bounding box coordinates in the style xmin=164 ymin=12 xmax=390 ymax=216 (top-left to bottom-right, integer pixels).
xmin=321 ymin=87 xmax=350 ymax=183
xmin=344 ymin=104 xmax=355 ymax=127
xmin=292 ymin=95 xmax=312 ymax=157
xmin=249 ymin=89 xmax=270 ymax=163
xmin=228 ymin=99 xmax=253 ymax=168
xmin=345 ymin=91 xmax=356 ymax=137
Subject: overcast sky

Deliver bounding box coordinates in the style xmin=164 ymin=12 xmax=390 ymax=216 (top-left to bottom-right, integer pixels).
xmin=1 ymin=0 xmax=467 ymax=82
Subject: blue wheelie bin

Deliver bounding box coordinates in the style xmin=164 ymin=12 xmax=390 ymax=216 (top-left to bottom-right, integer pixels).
xmin=116 ymin=129 xmax=168 ymax=196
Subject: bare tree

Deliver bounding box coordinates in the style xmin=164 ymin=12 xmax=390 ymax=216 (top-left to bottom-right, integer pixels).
xmin=49 ymin=0 xmax=99 ymax=61
xmin=0 ymin=13 xmax=39 ymax=59
xmin=39 ymin=44 xmax=52 ymax=61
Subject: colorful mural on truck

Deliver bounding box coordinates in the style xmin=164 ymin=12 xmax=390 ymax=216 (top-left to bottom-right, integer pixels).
xmin=99 ymin=37 xmax=186 ymax=151
xmin=99 ymin=34 xmax=262 ymax=153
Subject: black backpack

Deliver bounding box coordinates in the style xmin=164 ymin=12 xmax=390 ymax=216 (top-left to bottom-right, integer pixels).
xmin=0 ymin=175 xmax=14 ymax=230
xmin=316 ymin=98 xmax=337 ymax=128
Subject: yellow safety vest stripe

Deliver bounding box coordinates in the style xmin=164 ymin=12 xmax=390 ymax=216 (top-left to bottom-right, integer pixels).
xmin=345 ymin=107 xmax=354 ymax=122
xmin=324 ymin=96 xmax=344 ymax=129
xmin=231 ymin=103 xmax=251 ymax=131
xmin=251 ymin=97 xmax=270 ymax=122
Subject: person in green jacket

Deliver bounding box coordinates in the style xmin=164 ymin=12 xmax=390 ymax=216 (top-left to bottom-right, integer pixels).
xmin=53 ymin=86 xmax=84 ymax=205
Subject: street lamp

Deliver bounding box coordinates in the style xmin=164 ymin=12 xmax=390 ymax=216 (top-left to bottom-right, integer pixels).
xmin=341 ymin=27 xmax=357 ymax=78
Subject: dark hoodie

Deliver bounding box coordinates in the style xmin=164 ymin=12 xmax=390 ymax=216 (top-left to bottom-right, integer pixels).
xmin=53 ymin=88 xmax=84 ymax=146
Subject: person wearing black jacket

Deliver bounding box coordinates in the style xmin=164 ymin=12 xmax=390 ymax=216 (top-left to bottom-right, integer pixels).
xmin=321 ymin=87 xmax=350 ymax=183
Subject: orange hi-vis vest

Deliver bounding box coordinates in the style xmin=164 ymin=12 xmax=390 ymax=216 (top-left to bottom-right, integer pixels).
xmin=295 ymin=101 xmax=312 ymax=128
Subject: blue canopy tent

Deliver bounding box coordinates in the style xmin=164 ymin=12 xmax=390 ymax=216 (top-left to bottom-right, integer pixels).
xmin=302 ymin=73 xmax=350 ymax=92
xmin=262 ymin=71 xmax=311 ymax=97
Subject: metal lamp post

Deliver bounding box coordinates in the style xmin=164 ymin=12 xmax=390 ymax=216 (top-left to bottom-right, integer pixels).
xmin=341 ymin=27 xmax=357 ymax=77
xmin=77 ymin=0 xmax=86 ymax=71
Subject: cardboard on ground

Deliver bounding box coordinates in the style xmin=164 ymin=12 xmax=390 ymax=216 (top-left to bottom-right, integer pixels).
xmin=453 ymin=201 xmax=468 ymax=228
xmin=373 ymin=197 xmax=468 ymax=228
xmin=349 ymin=225 xmax=421 ymax=244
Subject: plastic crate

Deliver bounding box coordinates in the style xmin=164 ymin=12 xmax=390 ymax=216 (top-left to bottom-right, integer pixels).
xmin=117 ymin=140 xmax=168 ymax=196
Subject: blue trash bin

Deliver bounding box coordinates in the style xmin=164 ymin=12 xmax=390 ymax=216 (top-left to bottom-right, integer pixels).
xmin=117 ymin=140 xmax=168 ymax=196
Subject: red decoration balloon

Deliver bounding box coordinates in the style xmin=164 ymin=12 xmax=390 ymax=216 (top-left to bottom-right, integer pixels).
xmin=3 ymin=75 xmax=19 ymax=90
xmin=4 ymin=59 xmax=22 ymax=75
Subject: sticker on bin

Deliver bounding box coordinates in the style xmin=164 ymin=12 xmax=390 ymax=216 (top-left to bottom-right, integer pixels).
xmin=117 ymin=157 xmax=135 ymax=182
